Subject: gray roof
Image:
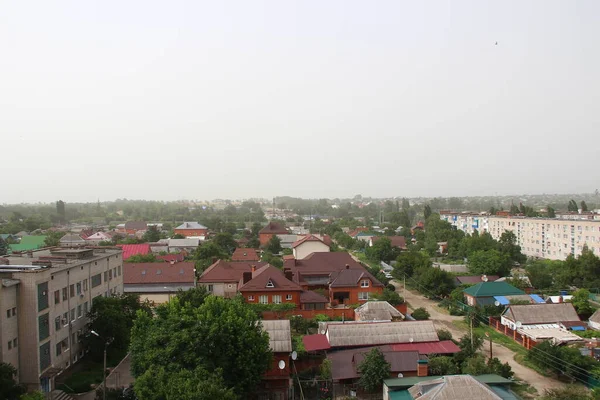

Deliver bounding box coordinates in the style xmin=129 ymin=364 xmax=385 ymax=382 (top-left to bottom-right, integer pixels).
xmin=502 ymin=303 xmax=580 ymax=325
xmin=262 ymin=320 xmax=292 ymax=353
xmin=408 ymin=375 xmax=503 ymax=400
xmin=59 ymin=234 xmax=86 ymax=244
xmin=326 ymin=321 xmax=438 ymax=347
xmin=168 ymin=238 xmax=200 ymax=247
xmin=354 ymin=301 xmax=405 ymax=322
xmin=175 ymin=222 xmax=208 ymax=230
xmin=590 ymin=309 xmax=600 ymax=324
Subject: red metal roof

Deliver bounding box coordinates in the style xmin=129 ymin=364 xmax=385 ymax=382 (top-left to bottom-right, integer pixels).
xmin=118 ymin=244 xmax=151 ymax=260
xmin=124 ymin=262 xmax=195 ymax=284
xmin=390 ymin=340 xmax=460 ymax=355
xmin=302 ymin=334 xmax=331 ymax=351
xmin=157 ymin=253 xmax=185 ymax=263
xmin=292 ymin=234 xmax=324 ymax=248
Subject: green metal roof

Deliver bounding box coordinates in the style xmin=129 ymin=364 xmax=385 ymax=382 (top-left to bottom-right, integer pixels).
xmin=384 ymin=374 xmax=514 ymax=390
xmin=389 ymin=390 xmax=413 ymax=400
xmin=463 ymin=281 xmax=525 ymax=297
xmin=9 ymin=235 xmax=47 ymax=252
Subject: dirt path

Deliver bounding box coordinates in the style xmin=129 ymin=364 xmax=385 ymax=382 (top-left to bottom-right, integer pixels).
xmin=394 ymin=281 xmax=563 ymax=392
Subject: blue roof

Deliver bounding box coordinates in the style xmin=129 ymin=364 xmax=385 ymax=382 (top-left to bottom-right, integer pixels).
xmin=494 ymin=296 xmax=510 ymax=305
xmin=572 ymin=326 xmax=586 ymax=331
xmin=529 ymin=294 xmax=545 ymax=303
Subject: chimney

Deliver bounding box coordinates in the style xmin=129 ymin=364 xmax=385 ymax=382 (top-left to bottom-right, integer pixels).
xmin=345 ymin=264 xmax=350 ymax=269
xmin=243 ymin=272 xmax=252 ymax=284
xmin=417 ymin=360 xmax=428 ymax=377
xmin=251 ymin=265 xmax=256 ymax=273
xmin=285 ymin=270 xmax=293 ymax=282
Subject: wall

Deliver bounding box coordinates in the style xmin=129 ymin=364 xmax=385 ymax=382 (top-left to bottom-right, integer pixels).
xmin=261 ymin=307 xmax=355 ymax=320
xmin=293 ymin=241 xmax=330 ymax=260
xmin=330 ymin=283 xmax=383 ymax=305
xmin=0 ymin=283 xmax=19 ymax=379
xmin=173 ymin=228 xmax=207 ymax=237
xmin=242 ymin=291 xmax=301 ymax=307
xmin=198 ymin=281 xmax=239 ymax=298
xmin=259 ymin=233 xmax=275 ymax=247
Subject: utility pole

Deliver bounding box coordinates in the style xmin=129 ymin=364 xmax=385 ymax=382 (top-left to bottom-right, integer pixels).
xmin=470 ymin=313 xmax=474 ymax=352
xmin=485 ymin=332 xmax=493 ymax=359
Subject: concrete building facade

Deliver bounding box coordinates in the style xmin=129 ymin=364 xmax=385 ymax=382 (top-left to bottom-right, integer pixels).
xmin=439 ymin=211 xmax=490 ymax=235
xmin=0 ymin=247 xmax=123 ymax=393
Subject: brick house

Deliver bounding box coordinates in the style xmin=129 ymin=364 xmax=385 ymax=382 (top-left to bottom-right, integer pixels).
xmin=292 ymin=234 xmax=330 ymax=260
xmin=123 ymin=261 xmax=196 ymax=304
xmin=259 ymin=222 xmax=288 ymax=247
xmin=231 ymin=247 xmax=260 ymax=262
xmin=173 ymin=222 xmax=208 ymax=238
xmin=198 ymin=260 xmax=267 ymax=298
xmin=120 ymin=221 xmax=148 ymax=235
xmin=328 ymin=265 xmax=384 ymax=305
xmin=284 ymin=252 xmax=365 ymax=291
xmin=240 ymin=264 xmax=303 ymax=307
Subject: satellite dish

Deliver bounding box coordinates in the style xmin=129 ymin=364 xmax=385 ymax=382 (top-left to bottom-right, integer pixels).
xmin=320 ymin=330 xmax=326 ymax=335
xmin=409 ymin=338 xmax=414 ymax=343
xmin=516 ymin=321 xmax=522 ymax=328
xmin=494 ymin=301 xmax=500 ymax=307
xmin=482 ymin=275 xmax=488 ymax=282
xmin=291 ymin=351 xmax=298 ymax=361
xmin=278 ymin=360 xmax=286 ymax=370
xmin=397 ymin=373 xmax=404 ymax=378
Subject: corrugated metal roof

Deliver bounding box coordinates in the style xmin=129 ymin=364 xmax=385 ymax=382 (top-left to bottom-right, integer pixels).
xmin=355 ymin=301 xmax=405 ymax=321
xmin=118 ymin=244 xmax=151 ymax=260
xmin=326 ymin=321 xmax=438 ymax=348
xmin=463 ymin=282 xmax=524 ymax=297
xmin=303 ymin=334 xmax=331 ymax=351
xmin=502 ymin=303 xmax=580 ymax=325
xmin=175 ymin=222 xmax=208 ymax=230
xmin=262 ymin=320 xmax=292 ymax=353
xmin=390 ymin=340 xmax=460 ymax=355
xmin=529 ymin=294 xmax=545 ymax=303
xmin=407 ymin=375 xmax=503 ymax=400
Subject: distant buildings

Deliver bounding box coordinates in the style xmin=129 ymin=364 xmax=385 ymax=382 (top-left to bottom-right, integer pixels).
xmin=173 ymin=222 xmax=208 ymax=238
xmin=123 ymin=261 xmax=196 ymax=304
xmin=259 ymin=222 xmax=289 ymax=247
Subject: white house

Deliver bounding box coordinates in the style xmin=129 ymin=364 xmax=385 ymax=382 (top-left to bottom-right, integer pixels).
xmin=85 ymin=232 xmax=113 ymax=244
xmin=292 ymin=235 xmax=330 ymax=260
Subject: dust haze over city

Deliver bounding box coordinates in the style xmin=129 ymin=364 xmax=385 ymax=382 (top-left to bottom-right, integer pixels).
xmin=1 ymin=1 xmax=599 ymax=204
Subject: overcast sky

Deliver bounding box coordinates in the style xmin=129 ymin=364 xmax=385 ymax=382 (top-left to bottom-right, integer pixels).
xmin=1 ymin=1 xmax=598 ymax=204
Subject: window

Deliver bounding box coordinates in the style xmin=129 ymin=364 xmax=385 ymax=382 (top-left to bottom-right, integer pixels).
xmin=55 ymin=316 xmax=61 ymax=331
xmin=70 ymin=308 xmax=75 ymax=322
xmin=6 ymin=310 xmax=9 ymax=318
xmin=70 ymin=284 xmax=75 ymax=298
xmin=13 ymin=338 xmax=17 ymax=348
xmin=8 ymin=340 xmax=12 ymax=350
xmin=118 ymin=266 xmax=121 ymax=276
xmin=38 ymin=282 xmax=49 ymax=311
xmin=361 ymin=280 xmax=370 ymax=288
xmin=266 ymin=280 xmax=274 ymax=288
xmin=104 ymin=271 xmax=108 ymax=282
xmin=54 ymin=290 xmax=60 ymax=304
xmin=76 ymin=282 xmax=82 ymax=295
xmin=84 ymin=302 xmax=88 ymax=314
xmin=56 ymin=343 xmax=62 ymax=356
xmin=259 ymin=295 xmax=268 ymax=304
xmin=113 ymin=268 xmax=117 ymax=278
xmin=62 ymin=287 xmax=68 ymax=301
xmin=83 ymin=279 xmax=88 ymax=291
xmin=358 ymin=292 xmax=369 ymax=300
xmin=272 ymin=295 xmax=282 ymax=304
xmin=248 ymin=295 xmax=255 ymax=301
xmin=207 ymin=284 xmax=214 ymax=292
xmin=39 ymin=313 xmax=50 ymax=341
xmin=11 ymin=307 xmax=16 ymax=316
xmin=91 ymin=274 xmax=102 ymax=288
xmin=109 ymin=269 xmax=113 ymax=280
xmin=77 ymin=305 xmax=82 ymax=318
xmin=286 ymin=294 xmax=293 ymax=301
xmin=63 ymin=312 xmax=69 ymax=326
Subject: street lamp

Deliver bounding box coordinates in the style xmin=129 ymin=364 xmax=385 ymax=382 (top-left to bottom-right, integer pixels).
xmin=90 ymin=330 xmax=110 ymax=400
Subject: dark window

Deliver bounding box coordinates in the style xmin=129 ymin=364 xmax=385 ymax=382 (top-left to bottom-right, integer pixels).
xmin=70 ymin=284 xmax=75 ymax=298
xmin=54 ymin=290 xmax=60 ymax=304
xmin=37 ymin=282 xmax=49 ymax=311
xmin=91 ymin=274 xmax=102 ymax=288
xmin=39 ymin=313 xmax=50 ymax=341
xmin=62 ymin=287 xmax=68 ymax=301
xmin=40 ymin=342 xmax=51 ymax=372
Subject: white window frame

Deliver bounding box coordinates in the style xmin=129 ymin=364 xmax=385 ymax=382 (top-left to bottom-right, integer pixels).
xmin=259 ymin=295 xmax=268 ymax=304
xmin=248 ymin=295 xmax=254 ymax=301
xmin=361 ymin=279 xmax=370 ymax=288
xmin=266 ymin=280 xmax=274 ymax=288
xmin=286 ymin=294 xmax=293 ymax=301
xmin=358 ymin=292 xmax=369 ymax=300
xmin=207 ymin=284 xmax=213 ymax=292
xmin=272 ymin=295 xmax=282 ymax=304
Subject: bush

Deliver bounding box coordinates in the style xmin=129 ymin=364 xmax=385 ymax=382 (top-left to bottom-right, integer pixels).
xmin=411 ymin=308 xmax=430 ymax=320
xmin=437 ymin=329 xmax=453 ymax=341
xmin=386 ymin=284 xmax=396 ymax=292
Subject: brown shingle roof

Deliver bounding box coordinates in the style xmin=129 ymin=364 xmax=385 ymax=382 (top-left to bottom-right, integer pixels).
xmin=124 ymin=262 xmax=195 ymax=284
xmin=502 ymin=303 xmax=580 ymax=325
xmin=124 ymin=221 xmax=147 ymax=231
xmin=239 ymin=264 xmax=304 ymax=292
xmin=292 ymin=234 xmax=325 ymax=248
xmin=231 ymin=248 xmax=260 ymax=262
xmin=259 ymin=222 xmax=288 ymax=234
xmin=285 ymin=252 xmax=364 ymax=275
xmin=328 ymin=345 xmax=419 ymax=381
xmin=199 ymin=260 xmax=266 ymax=283
xmin=329 ymin=268 xmax=384 ymax=288
xmin=372 ymin=236 xmax=407 ymax=249
xmin=300 ymin=290 xmax=329 ymax=303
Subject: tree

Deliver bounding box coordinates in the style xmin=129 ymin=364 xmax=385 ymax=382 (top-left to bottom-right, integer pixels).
xmin=56 ymin=200 xmax=66 ymax=224
xmin=581 ymin=201 xmax=589 ymax=212
xmin=568 ymin=199 xmax=579 ymax=212
xmin=428 ymin=356 xmax=459 ymax=375
xmin=246 ymin=237 xmax=260 ymax=249
xmin=142 ymin=226 xmax=161 ymax=242
xmin=175 ymin=286 xmax=209 ymax=308
xmin=468 ymin=249 xmax=512 ymax=276
xmin=457 ymin=333 xmax=484 ymax=359
xmin=0 ymin=237 xmax=8 ymax=255
xmin=498 ymin=230 xmax=525 ymax=264
xmin=411 ymin=307 xmax=430 ymax=320
xmin=320 ymin=359 xmax=332 ymax=380
xmin=393 ymin=250 xmax=430 ymax=279
xmin=570 ymin=289 xmax=595 ymax=317
xmin=134 ymin=365 xmax=236 ymax=400
xmin=461 ymin=354 xmax=490 ymax=376
xmin=194 ymin=242 xmax=228 ymax=272
xmin=126 ymin=253 xmax=157 ymax=263
xmin=20 ymin=393 xmax=45 ymax=400
xmin=413 ymin=267 xmax=455 ymax=297
xmin=437 ymin=329 xmax=453 ymax=341
xmin=539 ymin=385 xmax=595 ymax=400
xmin=44 ymin=231 xmax=65 ymax=247
xmin=526 ymin=260 xmax=555 ymax=290
xmin=265 ymin=235 xmax=282 ymax=254
xmin=213 ymin=233 xmax=237 ymax=255
xmin=357 ymin=348 xmax=391 ymax=393
xmin=423 ymin=205 xmax=432 ymax=220
xmin=366 ymin=237 xmax=397 ymax=263
xmin=0 ymin=362 xmax=25 ymax=400
xmin=261 ymin=251 xmax=283 ymax=268
xmin=371 ymin=289 xmax=404 ymax=306
xmin=172 ymin=233 xmax=185 ymax=239
xmin=546 ymin=206 xmax=556 ymax=218
xmin=130 ymin=295 xmax=271 ymax=397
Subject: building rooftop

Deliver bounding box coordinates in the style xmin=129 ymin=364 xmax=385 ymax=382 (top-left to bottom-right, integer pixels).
xmin=407 ymin=375 xmax=504 ymax=400
xmin=123 ymin=262 xmax=195 ymax=285
xmin=354 ymin=301 xmax=404 ymax=321
xmin=1 ymin=248 xmax=122 ymax=273
xmin=9 ymin=235 xmax=47 ymax=252
xmin=502 ymin=303 xmax=580 ymax=325
xmin=175 ymin=222 xmax=208 ymax=230
xmin=231 ymin=247 xmax=260 ymax=262
xmin=325 ymin=321 xmax=439 ymax=348
xmin=329 ymin=267 xmax=384 ymax=288
xmin=285 ymin=252 xmax=364 ymax=276
xmin=328 ymin=346 xmax=420 ymax=381
xmin=292 ymin=234 xmax=325 ymax=248
xmin=259 ymin=222 xmax=288 ymax=234
xmin=124 ymin=221 xmax=148 ymax=231
xmin=118 ymin=244 xmax=151 ymax=260
xmin=463 ymin=282 xmax=524 ymax=297
xmin=199 ymin=260 xmax=267 ymax=283
xmin=239 ymin=264 xmax=303 ymax=292
xmin=262 ymin=320 xmax=292 ymax=353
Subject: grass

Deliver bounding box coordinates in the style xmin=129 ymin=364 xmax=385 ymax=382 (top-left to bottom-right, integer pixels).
xmin=56 ymin=348 xmax=127 ymax=394
xmin=510 ymin=381 xmax=539 ymax=399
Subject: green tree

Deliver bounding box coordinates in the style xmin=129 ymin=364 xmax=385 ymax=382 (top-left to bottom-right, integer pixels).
xmin=423 ymin=205 xmax=432 ymax=220
xmin=142 ymin=226 xmax=161 ymax=242
xmin=0 ymin=362 xmax=25 ymax=400
xmin=581 ymin=201 xmax=589 ymax=212
xmin=428 ymin=356 xmax=458 ymax=375
xmin=539 ymin=385 xmax=595 ymax=400
xmin=265 ymin=235 xmax=282 ymax=254
xmin=526 ymin=260 xmax=555 ymax=290
xmin=366 ymin=237 xmax=397 ymax=263
xmin=261 ymin=251 xmax=283 ymax=268
xmin=20 ymin=392 xmax=45 ymax=400
xmin=134 ymin=366 xmax=236 ymax=400
xmin=0 ymin=237 xmax=8 ymax=255
xmin=246 ymin=236 xmax=260 ymax=249
xmin=171 ymin=233 xmax=185 ymax=239
xmin=357 ymin=348 xmax=391 ymax=393
xmin=320 ymin=359 xmax=332 ymax=380
xmin=393 ymin=250 xmax=430 ymax=279
xmin=437 ymin=329 xmax=453 ymax=341
xmin=461 ymin=354 xmax=490 ymax=376
xmin=411 ymin=307 xmax=430 ymax=320
xmin=371 ymin=289 xmax=404 ymax=306
xmin=126 ymin=253 xmax=158 ymax=263
xmin=468 ymin=249 xmax=512 ymax=276
xmin=175 ymin=286 xmax=209 ymax=308
xmin=457 ymin=333 xmax=484 ymax=359
xmin=546 ymin=206 xmax=556 ymax=218
xmin=497 ymin=230 xmax=525 ymax=264
xmin=568 ymin=199 xmax=579 ymax=212
xmin=413 ymin=267 xmax=455 ymax=297
xmin=194 ymin=242 xmax=228 ymax=272
xmin=213 ymin=233 xmax=237 ymax=255
xmin=570 ymin=289 xmax=595 ymax=317
xmin=44 ymin=231 xmax=65 ymax=247
xmin=130 ymin=296 xmax=271 ymax=397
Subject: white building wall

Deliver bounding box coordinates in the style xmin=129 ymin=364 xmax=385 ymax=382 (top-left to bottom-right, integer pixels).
xmin=293 ymin=241 xmax=330 ymax=260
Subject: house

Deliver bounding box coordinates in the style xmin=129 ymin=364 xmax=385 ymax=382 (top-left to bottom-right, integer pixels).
xmin=167 ymin=238 xmax=201 ymax=253
xmin=383 ymin=374 xmax=518 ymax=400
xmin=198 ymin=260 xmax=267 ymax=298
xmin=240 ymin=264 xmax=304 ymax=307
xmin=454 ymin=275 xmax=499 ymax=286
xmin=355 ymin=232 xmax=376 ymax=243
xmin=354 ymin=301 xmax=405 ymax=322
xmin=123 ymin=261 xmax=196 ymax=304
xmin=348 ymin=227 xmax=369 ymax=238
xmin=259 ymin=222 xmax=288 ymax=247
xmin=156 ymin=253 xmax=185 ymax=263
xmin=9 ymin=235 xmax=47 ymax=253
xmin=277 ymin=234 xmax=300 ymax=249
xmin=370 ymin=236 xmax=407 ymax=250
xmin=173 ymin=222 xmax=208 ymax=238
xmin=84 ymin=232 xmax=113 ymax=245
xmin=121 ymin=221 xmax=147 ymax=235
xmin=258 ymin=320 xmax=292 ymax=400
xmin=118 ymin=244 xmax=151 ymax=260
xmin=328 ymin=265 xmax=384 ymax=305
xmin=299 ymin=290 xmax=329 ymax=311
xmin=589 ymin=309 xmax=600 ymax=331
xmin=292 ymin=234 xmax=330 ymax=260
xmin=321 ymin=321 xmax=439 ymax=349
xmin=231 ymin=247 xmax=260 ymax=262
xmin=59 ymin=234 xmax=86 ymax=247
xmin=463 ymin=282 xmax=525 ymax=307
xmin=284 ymin=252 xmax=365 ymax=290
xmin=492 ymin=294 xmax=546 ymax=306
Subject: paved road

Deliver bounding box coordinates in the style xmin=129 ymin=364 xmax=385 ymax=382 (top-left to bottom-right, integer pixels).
xmin=394 ymin=281 xmax=563 ymax=392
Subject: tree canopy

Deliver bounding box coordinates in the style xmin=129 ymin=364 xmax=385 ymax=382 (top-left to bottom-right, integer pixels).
xmin=357 ymin=348 xmax=391 ymax=393
xmin=0 ymin=362 xmax=25 ymax=400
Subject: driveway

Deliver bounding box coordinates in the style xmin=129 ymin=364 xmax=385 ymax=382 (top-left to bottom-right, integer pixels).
xmin=393 ymin=281 xmax=563 ymax=392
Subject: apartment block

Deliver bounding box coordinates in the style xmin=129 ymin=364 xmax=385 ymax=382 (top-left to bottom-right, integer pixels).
xmin=0 ymin=247 xmax=123 ymax=393
xmin=488 ymin=216 xmax=600 ymax=260
xmin=440 ymin=211 xmax=490 ymax=235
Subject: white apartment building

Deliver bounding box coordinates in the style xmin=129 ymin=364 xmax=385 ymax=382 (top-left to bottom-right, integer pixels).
xmin=439 ymin=211 xmax=490 ymax=235
xmin=0 ymin=247 xmax=123 ymax=393
xmin=488 ymin=216 xmax=600 ymax=260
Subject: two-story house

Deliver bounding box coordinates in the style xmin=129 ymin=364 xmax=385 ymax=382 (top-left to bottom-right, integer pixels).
xmin=173 ymin=222 xmax=208 ymax=238
xmin=328 ymin=265 xmax=384 ymax=305
xmin=240 ymin=265 xmax=303 ymax=307
xmin=198 ymin=261 xmax=267 ymax=298
xmin=259 ymin=222 xmax=288 ymax=247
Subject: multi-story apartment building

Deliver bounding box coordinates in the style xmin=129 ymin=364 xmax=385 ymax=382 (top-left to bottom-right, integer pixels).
xmin=488 ymin=216 xmax=600 ymax=260
xmin=439 ymin=211 xmax=490 ymax=235
xmin=0 ymin=247 xmax=123 ymax=393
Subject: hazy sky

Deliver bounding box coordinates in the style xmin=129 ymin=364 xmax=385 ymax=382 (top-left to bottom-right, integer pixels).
xmin=1 ymin=1 xmax=599 ymax=204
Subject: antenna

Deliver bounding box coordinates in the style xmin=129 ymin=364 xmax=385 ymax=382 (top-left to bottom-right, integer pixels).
xmin=278 ymin=360 xmax=286 ymax=370
xmin=409 ymin=337 xmax=414 ymax=343
xmin=516 ymin=321 xmax=522 ymax=329
xmin=397 ymin=373 xmax=404 ymax=378
xmin=291 ymin=351 xmax=298 ymax=361
xmin=320 ymin=330 xmax=326 ymax=335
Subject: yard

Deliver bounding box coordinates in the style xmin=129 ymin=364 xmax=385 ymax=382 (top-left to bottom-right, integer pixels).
xmin=55 ymin=349 xmax=127 ymax=394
